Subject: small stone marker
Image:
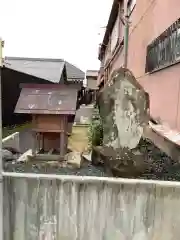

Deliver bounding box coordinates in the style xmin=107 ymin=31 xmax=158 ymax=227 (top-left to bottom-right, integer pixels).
xmin=65 ymin=151 xmax=83 ymax=169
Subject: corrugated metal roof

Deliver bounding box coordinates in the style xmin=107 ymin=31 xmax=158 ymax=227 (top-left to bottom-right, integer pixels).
xmin=4 ymin=57 xmax=66 ymax=83
xmin=14 ymin=84 xmax=78 ymax=115
xmin=4 ymin=57 xmax=85 ymax=83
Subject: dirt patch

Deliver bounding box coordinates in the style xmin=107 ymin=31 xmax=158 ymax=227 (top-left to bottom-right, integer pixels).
xmin=4 ymin=124 xmax=110 ymax=177
xmin=4 ymin=125 xmax=180 ymax=181
xmin=68 ymin=125 xmax=89 ymax=153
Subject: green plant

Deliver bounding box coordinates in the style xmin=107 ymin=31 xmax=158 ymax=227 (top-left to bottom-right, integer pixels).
xmin=88 ymin=105 xmax=103 ymax=149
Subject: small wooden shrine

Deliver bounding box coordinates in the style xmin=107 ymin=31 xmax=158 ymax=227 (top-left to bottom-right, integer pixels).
xmin=14 ymin=83 xmax=81 ymax=159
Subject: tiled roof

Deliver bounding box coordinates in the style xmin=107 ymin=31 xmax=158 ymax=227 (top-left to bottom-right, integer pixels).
xmin=4 ymin=57 xmax=85 ymax=83
xmin=65 ymin=61 xmax=84 ymax=80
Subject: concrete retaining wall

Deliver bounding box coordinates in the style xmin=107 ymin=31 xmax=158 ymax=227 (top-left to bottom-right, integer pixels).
xmin=74 ymin=105 xmax=93 ymax=124
xmin=2 ymin=132 xmax=20 ymax=151
xmin=3 ymin=174 xmax=180 ymax=239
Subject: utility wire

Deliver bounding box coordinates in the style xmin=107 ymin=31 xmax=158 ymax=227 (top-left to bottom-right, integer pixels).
xmin=129 ymin=0 xmax=156 ymax=37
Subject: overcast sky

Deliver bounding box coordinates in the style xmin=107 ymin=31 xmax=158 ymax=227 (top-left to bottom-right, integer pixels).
xmin=0 ymin=0 xmax=113 ymax=72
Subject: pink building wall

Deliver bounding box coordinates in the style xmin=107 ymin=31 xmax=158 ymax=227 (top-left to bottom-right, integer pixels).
xmin=128 ymin=0 xmax=180 ymax=130
xmin=100 ymin=0 xmax=180 ymax=131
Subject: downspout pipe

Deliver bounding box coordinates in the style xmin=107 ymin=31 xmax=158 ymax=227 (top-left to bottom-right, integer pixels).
xmin=123 ymin=0 xmax=129 ymax=68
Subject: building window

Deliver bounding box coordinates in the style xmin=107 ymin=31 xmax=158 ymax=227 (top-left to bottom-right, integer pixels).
xmin=127 ymin=0 xmax=136 ymax=16
xmin=145 ymin=18 xmax=180 ymax=73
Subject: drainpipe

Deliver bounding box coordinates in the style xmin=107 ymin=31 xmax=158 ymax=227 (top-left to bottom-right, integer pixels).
xmin=0 ymin=38 xmax=3 ymax=240
xmin=123 ymin=0 xmax=129 ymax=68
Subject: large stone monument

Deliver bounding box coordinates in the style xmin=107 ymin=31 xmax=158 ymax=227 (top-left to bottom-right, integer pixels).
xmin=92 ymin=67 xmax=150 ymax=177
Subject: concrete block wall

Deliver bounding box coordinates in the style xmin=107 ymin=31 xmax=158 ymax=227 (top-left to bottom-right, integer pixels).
xmin=3 ymin=175 xmax=180 ymax=239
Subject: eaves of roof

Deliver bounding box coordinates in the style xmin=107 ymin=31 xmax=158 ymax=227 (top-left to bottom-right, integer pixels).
xmin=98 ymin=0 xmax=120 ymax=61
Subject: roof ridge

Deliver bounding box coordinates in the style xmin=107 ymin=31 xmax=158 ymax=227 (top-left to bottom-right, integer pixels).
xmin=5 ymin=56 xmax=65 ymax=62
xmin=65 ymin=61 xmax=84 ymax=74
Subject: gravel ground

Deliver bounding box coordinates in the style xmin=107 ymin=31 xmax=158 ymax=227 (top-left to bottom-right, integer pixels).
xmin=138 ymin=139 xmax=180 ymax=181
xmin=3 ymin=138 xmax=180 ymax=181
xmin=3 ymin=160 xmax=110 ymax=177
